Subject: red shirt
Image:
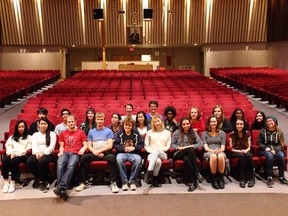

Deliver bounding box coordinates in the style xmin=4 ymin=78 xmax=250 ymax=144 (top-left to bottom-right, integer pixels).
xmin=59 ymin=129 xmax=86 ymax=154
xmin=191 ymin=119 xmax=206 ymax=135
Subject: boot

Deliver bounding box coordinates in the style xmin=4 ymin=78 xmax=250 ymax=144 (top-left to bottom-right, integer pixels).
xmin=144 ymin=170 xmax=153 ymax=184
xmin=217 ymin=173 xmax=225 ymax=189
xmin=188 ymin=179 xmax=198 ymax=192
xmin=247 ymin=177 xmax=255 ymax=188
xmin=152 ymin=175 xmax=160 ymax=187
xmin=239 ymin=174 xmax=245 ymax=188
xmin=211 ymin=174 xmax=219 ymax=190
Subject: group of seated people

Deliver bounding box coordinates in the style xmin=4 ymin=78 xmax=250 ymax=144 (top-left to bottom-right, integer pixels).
xmin=1 ymin=100 xmax=287 ymax=199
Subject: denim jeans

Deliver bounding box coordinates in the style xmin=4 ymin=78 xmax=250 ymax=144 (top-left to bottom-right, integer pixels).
xmin=259 ymin=150 xmax=285 ymax=178
xmin=116 ymin=153 xmax=142 ymax=184
xmin=57 ymin=152 xmax=79 ymax=188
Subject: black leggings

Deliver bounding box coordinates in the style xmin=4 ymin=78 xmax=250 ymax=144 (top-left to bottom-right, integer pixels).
xmin=231 ymin=152 xmax=253 ymax=178
xmin=174 ymin=148 xmax=199 ymax=181
xmin=26 ymin=154 xmax=56 ymax=182
xmin=2 ymin=155 xmax=27 ymax=180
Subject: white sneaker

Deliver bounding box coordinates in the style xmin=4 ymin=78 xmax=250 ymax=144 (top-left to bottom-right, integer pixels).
xmin=75 ymin=182 xmax=91 ymax=192
xmin=122 ymin=182 xmax=129 ymax=191
xmin=130 ymin=183 xmax=137 ymax=191
xmin=8 ymin=182 xmax=15 ymax=193
xmin=2 ymin=182 xmax=10 ymax=193
xmin=110 ymin=182 xmax=119 ymax=193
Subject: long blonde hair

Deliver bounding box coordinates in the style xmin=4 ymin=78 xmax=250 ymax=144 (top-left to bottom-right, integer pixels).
xmin=151 ymin=114 xmax=165 ymax=132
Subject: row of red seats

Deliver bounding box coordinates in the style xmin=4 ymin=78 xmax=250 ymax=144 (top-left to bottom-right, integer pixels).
xmin=1 ymin=130 xmax=286 ymax=186
xmin=3 ymin=69 xmax=257 ymax=146
xmin=210 ymin=67 xmax=288 ymax=110
xmin=0 ymin=70 xmax=60 ymax=108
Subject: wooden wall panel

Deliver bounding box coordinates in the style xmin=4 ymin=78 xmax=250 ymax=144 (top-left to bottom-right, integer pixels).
xmin=0 ymin=0 xmax=268 ymax=46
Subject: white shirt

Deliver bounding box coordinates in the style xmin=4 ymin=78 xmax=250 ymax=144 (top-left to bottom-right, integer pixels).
xmin=5 ymin=135 xmax=32 ymax=156
xmin=31 ymin=131 xmax=57 ymax=155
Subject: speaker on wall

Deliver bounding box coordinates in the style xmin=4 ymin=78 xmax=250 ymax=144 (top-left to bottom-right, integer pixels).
xmin=143 ymin=9 xmax=153 ymax=19
xmin=93 ymin=9 xmax=103 ymax=19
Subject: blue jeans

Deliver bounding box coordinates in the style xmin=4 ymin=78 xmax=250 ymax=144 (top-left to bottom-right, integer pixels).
xmin=259 ymin=150 xmax=285 ymax=178
xmin=57 ymin=152 xmax=79 ymax=189
xmin=116 ymin=153 xmax=142 ymax=184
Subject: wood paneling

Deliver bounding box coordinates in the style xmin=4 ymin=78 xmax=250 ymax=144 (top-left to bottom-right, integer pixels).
xmin=0 ymin=0 xmax=268 ymax=46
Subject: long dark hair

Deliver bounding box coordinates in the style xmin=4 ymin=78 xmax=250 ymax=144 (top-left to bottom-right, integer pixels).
xmin=230 ymin=108 xmax=245 ymax=122
xmin=13 ymin=120 xmax=29 ymax=142
xmin=83 ymin=108 xmax=96 ymax=134
xmin=136 ymin=111 xmax=148 ymax=127
xmin=39 ymin=117 xmax=51 ymax=147
xmin=252 ymin=111 xmax=266 ymax=129
xmin=179 ymin=117 xmax=196 ymax=145
xmin=112 ymin=113 xmax=121 ymax=124
xmin=231 ymin=118 xmax=249 ymax=149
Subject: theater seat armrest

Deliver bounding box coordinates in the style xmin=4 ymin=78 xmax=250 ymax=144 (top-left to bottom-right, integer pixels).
xmin=141 ymin=148 xmax=146 ymax=153
xmin=225 ymin=146 xmax=232 ymax=151
xmin=250 ymin=145 xmax=259 ymax=156
xmin=169 ymin=148 xmax=175 ymax=153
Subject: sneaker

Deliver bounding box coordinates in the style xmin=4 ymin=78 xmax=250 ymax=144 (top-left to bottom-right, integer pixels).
xmin=2 ymin=182 xmax=10 ymax=193
xmin=279 ymin=177 xmax=288 ymax=184
xmin=267 ymin=177 xmax=273 ymax=188
xmin=129 ymin=183 xmax=136 ymax=191
xmin=75 ymin=182 xmax=91 ymax=192
xmin=110 ymin=182 xmax=119 ymax=193
xmin=122 ymin=182 xmax=129 ymax=191
xmin=8 ymin=182 xmax=15 ymax=193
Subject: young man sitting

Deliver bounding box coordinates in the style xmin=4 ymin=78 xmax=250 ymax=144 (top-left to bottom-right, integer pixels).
xmin=53 ymin=115 xmax=86 ymax=199
xmin=114 ymin=117 xmax=144 ymax=191
xmin=75 ymin=112 xmax=119 ymax=193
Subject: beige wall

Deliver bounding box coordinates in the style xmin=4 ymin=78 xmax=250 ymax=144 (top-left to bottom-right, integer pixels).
xmin=4 ymin=42 xmax=288 ymax=78
xmin=0 ymin=47 xmax=61 ymax=70
xmin=203 ymin=43 xmax=269 ymax=76
xmin=267 ymin=41 xmax=288 ymax=69
xmin=69 ymin=47 xmax=200 ymax=72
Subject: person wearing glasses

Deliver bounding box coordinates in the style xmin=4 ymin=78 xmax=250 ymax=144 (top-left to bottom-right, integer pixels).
xmin=54 ymin=108 xmax=71 ymax=135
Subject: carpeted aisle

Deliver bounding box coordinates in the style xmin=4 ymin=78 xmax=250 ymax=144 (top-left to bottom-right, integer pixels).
xmin=0 ymin=193 xmax=288 ymax=216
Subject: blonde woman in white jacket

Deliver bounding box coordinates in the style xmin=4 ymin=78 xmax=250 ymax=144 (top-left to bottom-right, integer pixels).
xmin=2 ymin=120 xmax=32 ymax=193
xmin=144 ymin=114 xmax=171 ymax=187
